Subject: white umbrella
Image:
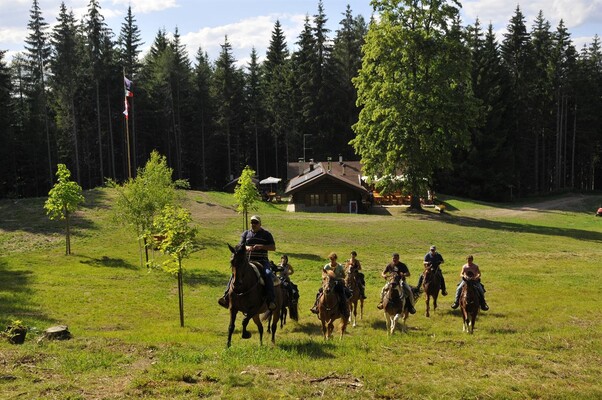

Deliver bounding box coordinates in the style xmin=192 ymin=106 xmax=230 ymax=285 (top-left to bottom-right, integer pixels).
xmin=259 ymin=177 xmax=282 ymax=185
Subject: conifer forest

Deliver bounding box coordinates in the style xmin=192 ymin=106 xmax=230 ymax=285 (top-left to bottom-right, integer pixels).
xmin=1 ymin=0 xmax=600 ymax=201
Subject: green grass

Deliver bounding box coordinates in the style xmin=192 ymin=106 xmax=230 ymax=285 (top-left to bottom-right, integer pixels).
xmin=1 ymin=189 xmax=601 ymax=399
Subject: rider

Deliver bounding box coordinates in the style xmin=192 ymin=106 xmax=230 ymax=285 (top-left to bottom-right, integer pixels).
xmin=376 ymin=253 xmax=416 ymax=314
xmin=310 ymin=252 xmax=350 ymax=318
xmin=451 ymin=255 xmax=489 ymax=311
xmin=218 ymin=215 xmax=277 ymax=310
xmin=346 ymin=250 xmax=367 ymax=299
xmin=416 ymin=245 xmax=448 ymax=296
xmin=276 ymin=254 xmax=298 ymax=303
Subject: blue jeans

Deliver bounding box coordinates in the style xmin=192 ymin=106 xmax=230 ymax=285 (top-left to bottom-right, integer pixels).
xmin=454 ymin=280 xmax=485 ymax=303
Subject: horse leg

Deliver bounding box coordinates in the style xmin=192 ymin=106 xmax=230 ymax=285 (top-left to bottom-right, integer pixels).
xmin=327 ymin=321 xmax=334 ymax=340
xmin=340 ymin=318 xmax=348 ymax=340
xmin=433 ymin=293 xmax=438 ymax=312
xmin=227 ymin=310 xmax=237 ymax=348
xmin=251 ymin=314 xmax=264 ymax=345
xmin=270 ymin=311 xmax=279 ymax=344
xmin=425 ymin=295 xmax=430 ymax=317
xmin=360 ymin=299 xmax=364 ymax=320
xmin=241 ymin=314 xmax=253 ymax=340
xmin=384 ymin=312 xmax=391 ymax=335
xmin=321 ymin=319 xmax=328 ymax=340
xmin=391 ymin=314 xmax=399 ymax=334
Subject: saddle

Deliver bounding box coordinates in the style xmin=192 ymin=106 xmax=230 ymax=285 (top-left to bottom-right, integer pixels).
xmin=249 ymin=261 xmax=281 ymax=286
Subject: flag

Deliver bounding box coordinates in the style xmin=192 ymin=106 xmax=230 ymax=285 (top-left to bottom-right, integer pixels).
xmin=123 ymin=97 xmax=129 ymax=120
xmin=124 ymin=76 xmax=133 ymax=97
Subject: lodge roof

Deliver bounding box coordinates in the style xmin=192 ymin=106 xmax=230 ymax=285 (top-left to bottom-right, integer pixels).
xmin=285 ymin=160 xmax=367 ymax=195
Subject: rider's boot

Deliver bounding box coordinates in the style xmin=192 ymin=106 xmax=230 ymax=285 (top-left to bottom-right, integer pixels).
xmin=310 ymin=292 xmax=320 ymax=314
xmin=218 ymin=293 xmax=229 ymax=308
xmin=360 ymin=286 xmax=367 ymax=299
xmin=440 ymin=271 xmax=448 ymax=296
xmin=480 ymin=295 xmax=489 ymax=311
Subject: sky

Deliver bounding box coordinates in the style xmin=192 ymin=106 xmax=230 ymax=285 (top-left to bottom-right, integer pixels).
xmin=1 ymin=0 xmax=601 ymax=68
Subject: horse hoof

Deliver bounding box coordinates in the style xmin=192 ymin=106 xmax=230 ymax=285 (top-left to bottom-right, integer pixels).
xmin=242 ymin=331 xmax=252 ymax=339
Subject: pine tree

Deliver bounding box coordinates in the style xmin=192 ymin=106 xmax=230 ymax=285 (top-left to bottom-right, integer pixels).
xmin=24 ymin=0 xmax=53 ymax=190
xmin=0 ymin=51 xmax=16 ymax=197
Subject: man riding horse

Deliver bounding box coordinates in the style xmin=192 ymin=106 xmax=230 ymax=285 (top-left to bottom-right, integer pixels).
xmin=377 ymin=253 xmax=416 ymax=314
xmin=451 ymin=255 xmax=489 ymax=311
xmin=416 ymin=245 xmax=448 ymax=296
xmin=218 ymin=215 xmax=277 ymax=310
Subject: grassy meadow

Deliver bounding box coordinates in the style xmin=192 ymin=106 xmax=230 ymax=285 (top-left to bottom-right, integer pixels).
xmin=1 ymin=189 xmax=601 ymax=399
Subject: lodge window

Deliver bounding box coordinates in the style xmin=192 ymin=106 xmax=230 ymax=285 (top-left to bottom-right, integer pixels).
xmin=332 ymin=193 xmax=342 ymax=205
xmin=310 ymin=194 xmax=320 ymax=206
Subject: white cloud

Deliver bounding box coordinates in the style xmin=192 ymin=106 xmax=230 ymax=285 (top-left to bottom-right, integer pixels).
xmin=0 ymin=27 xmax=27 ymax=45
xmin=181 ymin=13 xmax=305 ymax=66
xmin=462 ymin=0 xmax=602 ymax=30
xmin=111 ymin=0 xmax=179 ymax=14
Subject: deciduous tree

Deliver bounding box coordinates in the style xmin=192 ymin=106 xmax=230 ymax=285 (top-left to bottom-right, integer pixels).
xmin=44 ymin=164 xmax=84 ymax=255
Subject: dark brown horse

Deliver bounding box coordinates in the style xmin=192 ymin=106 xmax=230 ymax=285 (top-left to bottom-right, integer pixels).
xmin=460 ymin=272 xmax=480 ymax=334
xmin=262 ymin=282 xmax=284 ymax=342
xmin=278 ymin=280 xmax=299 ymax=329
xmin=422 ymin=265 xmax=441 ymax=317
xmin=345 ymin=264 xmax=364 ymax=327
xmin=226 ymin=243 xmax=277 ymax=347
xmin=317 ymin=271 xmax=348 ymax=340
xmin=383 ymin=273 xmax=408 ymax=335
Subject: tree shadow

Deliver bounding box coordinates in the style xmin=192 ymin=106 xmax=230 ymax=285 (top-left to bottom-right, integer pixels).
xmin=423 ymin=212 xmax=602 ymax=243
xmin=278 ymin=338 xmax=337 ymax=359
xmin=0 ymin=260 xmax=52 ymax=326
xmin=185 ymin=269 xmax=230 ymax=287
xmin=78 ymin=255 xmax=138 ymax=270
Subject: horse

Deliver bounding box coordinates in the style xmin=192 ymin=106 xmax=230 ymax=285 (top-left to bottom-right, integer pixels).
xmin=345 ymin=264 xmax=364 ymax=327
xmin=317 ymin=271 xmax=348 ymax=340
xmin=422 ymin=264 xmax=441 ymax=317
xmin=226 ymin=243 xmax=278 ymax=347
xmin=262 ymin=282 xmax=284 ymax=343
xmin=460 ymin=271 xmax=480 ymax=334
xmin=383 ymin=273 xmax=408 ymax=335
xmin=277 ymin=278 xmax=299 ymax=329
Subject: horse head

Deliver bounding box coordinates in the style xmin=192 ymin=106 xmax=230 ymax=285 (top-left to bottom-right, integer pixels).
xmin=322 ymin=270 xmax=337 ymax=294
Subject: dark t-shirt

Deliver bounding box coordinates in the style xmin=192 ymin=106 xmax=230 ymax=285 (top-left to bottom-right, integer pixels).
xmin=383 ymin=261 xmax=410 ymax=278
xmin=424 ymin=252 xmax=444 ymax=268
xmin=240 ymin=228 xmax=275 ymax=262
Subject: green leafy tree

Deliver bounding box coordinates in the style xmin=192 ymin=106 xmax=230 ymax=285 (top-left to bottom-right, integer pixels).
xmin=151 ymin=205 xmax=198 ymax=327
xmin=352 ymin=0 xmax=481 ymax=209
xmin=109 ymin=151 xmax=186 ymax=266
xmin=233 ymin=166 xmax=261 ymax=231
xmin=44 ymin=164 xmax=84 ymax=255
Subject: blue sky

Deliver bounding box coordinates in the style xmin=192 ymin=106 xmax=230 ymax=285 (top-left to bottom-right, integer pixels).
xmin=1 ymin=0 xmax=601 ymax=67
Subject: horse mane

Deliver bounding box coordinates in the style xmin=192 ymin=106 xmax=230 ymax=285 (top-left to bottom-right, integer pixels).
xmin=325 ymin=270 xmax=336 ymax=279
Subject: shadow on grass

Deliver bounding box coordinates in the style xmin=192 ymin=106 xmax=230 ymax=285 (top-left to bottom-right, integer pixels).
xmin=0 ymin=192 xmax=98 ymax=236
xmin=279 ymin=338 xmax=337 ymax=359
xmin=422 ymin=212 xmax=602 ymax=243
xmin=0 ymin=260 xmax=51 ymax=325
xmin=78 ymin=255 xmax=138 ymax=270
xmin=185 ymin=269 xmax=230 ymax=287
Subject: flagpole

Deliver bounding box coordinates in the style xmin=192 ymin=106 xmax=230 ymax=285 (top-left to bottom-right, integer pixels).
xmin=123 ymin=69 xmax=132 ymax=179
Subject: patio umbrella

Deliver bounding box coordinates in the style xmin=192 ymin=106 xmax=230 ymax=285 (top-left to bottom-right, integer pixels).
xmin=259 ymin=176 xmax=282 ymax=192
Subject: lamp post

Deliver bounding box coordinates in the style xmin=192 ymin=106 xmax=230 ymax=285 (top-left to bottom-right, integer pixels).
xmin=303 ymin=134 xmax=312 ymax=162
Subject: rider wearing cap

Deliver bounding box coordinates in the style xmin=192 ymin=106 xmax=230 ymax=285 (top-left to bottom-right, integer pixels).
xmin=416 ymin=245 xmax=448 ymax=296
xmin=218 ymin=215 xmax=277 ymax=310
xmin=376 ymin=253 xmax=416 ymax=314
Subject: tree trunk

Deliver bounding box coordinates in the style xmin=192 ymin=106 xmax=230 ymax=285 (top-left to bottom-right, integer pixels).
xmin=178 ymin=262 xmax=184 ymax=327
xmin=65 ymin=211 xmax=71 ymax=255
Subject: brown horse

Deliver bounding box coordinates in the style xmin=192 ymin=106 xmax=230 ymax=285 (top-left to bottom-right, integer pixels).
xmin=262 ymin=282 xmax=284 ymax=342
xmin=460 ymin=272 xmax=480 ymax=334
xmin=226 ymin=243 xmax=277 ymax=347
xmin=422 ymin=265 xmax=441 ymax=317
xmin=317 ymin=271 xmax=348 ymax=340
xmin=383 ymin=273 xmax=408 ymax=335
xmin=345 ymin=264 xmax=364 ymax=327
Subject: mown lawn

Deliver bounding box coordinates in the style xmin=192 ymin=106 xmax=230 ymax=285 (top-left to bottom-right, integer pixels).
xmin=1 ymin=189 xmax=601 ymax=399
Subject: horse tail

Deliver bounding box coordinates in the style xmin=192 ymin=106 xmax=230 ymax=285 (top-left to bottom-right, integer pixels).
xmin=261 ymin=309 xmax=272 ymax=322
xmin=289 ymin=302 xmax=299 ymax=321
